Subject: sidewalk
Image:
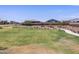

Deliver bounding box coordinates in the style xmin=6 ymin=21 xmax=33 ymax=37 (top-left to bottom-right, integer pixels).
xmin=59 ymin=28 xmax=79 ymax=37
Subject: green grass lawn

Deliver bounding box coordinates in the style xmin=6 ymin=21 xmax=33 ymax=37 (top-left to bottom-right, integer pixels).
xmin=0 ymin=26 xmax=79 ymax=53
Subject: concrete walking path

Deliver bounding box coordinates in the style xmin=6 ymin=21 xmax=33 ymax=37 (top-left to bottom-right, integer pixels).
xmin=59 ymin=28 xmax=79 ymax=37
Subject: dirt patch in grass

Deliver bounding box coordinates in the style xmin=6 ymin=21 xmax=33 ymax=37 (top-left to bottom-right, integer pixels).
xmin=70 ymin=45 xmax=79 ymax=52
xmin=6 ymin=44 xmax=62 ymax=54
xmin=58 ymin=39 xmax=79 ymax=53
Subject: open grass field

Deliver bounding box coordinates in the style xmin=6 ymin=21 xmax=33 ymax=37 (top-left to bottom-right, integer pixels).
xmin=0 ymin=25 xmax=79 ymax=54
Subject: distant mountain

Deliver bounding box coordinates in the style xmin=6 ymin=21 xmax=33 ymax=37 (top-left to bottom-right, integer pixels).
xmin=46 ymin=19 xmax=59 ymax=22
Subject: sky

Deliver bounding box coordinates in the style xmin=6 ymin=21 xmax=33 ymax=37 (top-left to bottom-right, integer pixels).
xmin=0 ymin=5 xmax=79 ymax=22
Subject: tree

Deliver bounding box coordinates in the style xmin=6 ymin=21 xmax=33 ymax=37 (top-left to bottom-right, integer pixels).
xmin=0 ymin=20 xmax=9 ymax=24
xmin=9 ymin=21 xmax=20 ymax=24
xmin=22 ymin=20 xmax=41 ymax=25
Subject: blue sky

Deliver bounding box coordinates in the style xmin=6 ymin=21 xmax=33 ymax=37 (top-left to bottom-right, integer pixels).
xmin=0 ymin=5 xmax=79 ymax=22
